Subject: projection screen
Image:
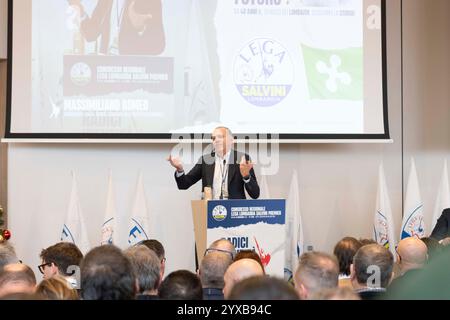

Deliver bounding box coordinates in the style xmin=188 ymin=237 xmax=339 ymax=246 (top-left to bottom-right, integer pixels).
xmin=6 ymin=0 xmax=389 ymax=140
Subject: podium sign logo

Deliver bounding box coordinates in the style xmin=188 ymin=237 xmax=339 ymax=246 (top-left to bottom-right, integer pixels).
xmin=212 ymin=205 xmax=227 ymax=222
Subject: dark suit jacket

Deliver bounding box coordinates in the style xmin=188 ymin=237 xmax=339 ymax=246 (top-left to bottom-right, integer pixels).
xmin=174 ymin=150 xmax=260 ymax=200
xmin=430 ymin=208 xmax=450 ymax=240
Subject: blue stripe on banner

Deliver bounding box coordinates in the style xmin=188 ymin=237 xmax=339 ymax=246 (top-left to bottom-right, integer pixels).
xmin=62 ymin=224 xmax=75 ymax=243
xmin=401 ymin=204 xmax=424 ymax=238
xmin=130 ymin=218 xmax=149 ymax=240
xmin=102 ymin=218 xmax=114 ymax=227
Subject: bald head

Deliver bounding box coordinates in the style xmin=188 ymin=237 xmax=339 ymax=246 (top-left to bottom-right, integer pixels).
xmin=397 ymin=237 xmax=428 ymax=271
xmin=208 ymin=239 xmax=236 ymax=259
xmin=0 ymin=263 xmax=37 ymax=297
xmin=223 ymin=258 xmax=264 ymax=299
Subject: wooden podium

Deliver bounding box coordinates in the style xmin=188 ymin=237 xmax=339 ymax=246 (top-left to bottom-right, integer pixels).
xmin=191 ymin=200 xmax=208 ymax=265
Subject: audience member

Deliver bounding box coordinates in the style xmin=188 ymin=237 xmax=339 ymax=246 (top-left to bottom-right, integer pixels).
xmin=351 ymin=244 xmax=393 ymax=300
xmin=199 ymin=251 xmax=233 ymax=300
xmin=228 ymin=276 xmax=298 ymax=300
xmin=234 ymin=249 xmax=265 ymax=274
xmin=0 ymin=263 xmax=37 ymax=297
xmin=124 ymin=245 xmax=161 ymax=299
xmin=80 ymin=245 xmax=136 ymax=300
xmin=138 ymin=239 xmax=166 ymax=279
xmin=333 ymin=237 xmax=362 ymax=288
xmin=223 ymin=258 xmax=264 ymax=299
xmin=39 ymin=242 xmax=83 ymax=288
xmin=35 ymin=274 xmax=79 ymax=300
xmin=0 ymin=243 xmax=20 ymax=270
xmin=311 ymin=287 xmax=360 ymax=300
xmin=159 ymin=270 xmax=203 ymax=300
xmin=293 ymin=252 xmax=339 ymax=300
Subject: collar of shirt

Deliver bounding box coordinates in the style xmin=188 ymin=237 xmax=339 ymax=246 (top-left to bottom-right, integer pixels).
xmin=215 ymin=150 xmax=232 ymax=164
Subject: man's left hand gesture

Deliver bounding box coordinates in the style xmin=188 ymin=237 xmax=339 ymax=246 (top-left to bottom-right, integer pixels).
xmin=239 ymin=156 xmax=253 ymax=178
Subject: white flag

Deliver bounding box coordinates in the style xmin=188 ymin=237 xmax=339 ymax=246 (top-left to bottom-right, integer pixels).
xmin=400 ymin=158 xmax=425 ymax=239
xmin=431 ymin=160 xmax=450 ymax=232
xmin=61 ymin=172 xmax=90 ymax=254
xmin=101 ymin=171 xmax=117 ymax=245
xmin=373 ymin=164 xmax=397 ymax=258
xmin=128 ymin=172 xmax=151 ymax=246
xmin=284 ymin=170 xmax=304 ymax=281
xmin=259 ymin=168 xmax=271 ymax=199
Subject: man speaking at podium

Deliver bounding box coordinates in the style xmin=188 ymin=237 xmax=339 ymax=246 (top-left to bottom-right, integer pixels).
xmin=168 ymin=127 xmax=260 ymax=199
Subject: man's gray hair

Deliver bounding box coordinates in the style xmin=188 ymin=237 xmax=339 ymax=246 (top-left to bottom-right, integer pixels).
xmin=0 ymin=243 xmax=19 ymax=270
xmin=200 ymin=251 xmax=233 ymax=289
xmin=295 ymin=252 xmax=339 ymax=295
xmin=124 ymin=245 xmax=161 ymax=293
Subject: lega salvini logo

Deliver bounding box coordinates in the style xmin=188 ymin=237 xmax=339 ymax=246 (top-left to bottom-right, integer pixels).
xmin=212 ymin=205 xmax=228 ymax=222
xmin=234 ymin=38 xmax=293 ymax=107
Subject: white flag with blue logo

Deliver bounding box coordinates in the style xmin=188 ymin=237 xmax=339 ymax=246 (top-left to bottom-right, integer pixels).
xmin=61 ymin=171 xmax=90 ymax=254
xmin=128 ymin=172 xmax=150 ymax=246
xmin=431 ymin=160 xmax=450 ymax=232
xmin=101 ymin=171 xmax=117 ymax=245
xmin=400 ymin=158 xmax=425 ymax=239
xmin=284 ymin=170 xmax=304 ymax=281
xmin=373 ymin=164 xmax=397 ymax=258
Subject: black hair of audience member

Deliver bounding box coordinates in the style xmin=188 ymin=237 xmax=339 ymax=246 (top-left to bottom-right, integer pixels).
xmin=420 ymin=237 xmax=443 ymax=261
xmin=353 ymin=244 xmax=393 ymax=288
xmin=80 ymin=245 xmax=136 ymax=300
xmin=40 ymin=242 xmax=83 ymax=276
xmin=228 ymin=276 xmax=299 ymax=300
xmin=138 ymin=239 xmax=165 ymax=261
xmin=333 ymin=237 xmax=362 ymax=276
xmin=234 ymin=250 xmax=265 ymax=274
xmin=158 ymin=270 xmax=203 ymax=300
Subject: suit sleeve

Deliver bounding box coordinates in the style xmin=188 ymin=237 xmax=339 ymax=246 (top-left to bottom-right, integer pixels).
xmin=430 ymin=210 xmax=450 ymax=241
xmin=243 ymin=154 xmax=260 ymax=199
xmin=174 ymin=158 xmax=203 ymax=190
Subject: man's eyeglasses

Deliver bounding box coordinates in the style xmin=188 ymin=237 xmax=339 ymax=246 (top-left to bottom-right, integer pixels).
xmin=38 ymin=262 xmax=53 ymax=274
xmin=204 ymin=248 xmax=235 ymax=260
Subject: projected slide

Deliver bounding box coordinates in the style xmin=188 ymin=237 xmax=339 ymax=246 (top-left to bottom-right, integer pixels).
xmin=9 ymin=0 xmax=386 ymax=137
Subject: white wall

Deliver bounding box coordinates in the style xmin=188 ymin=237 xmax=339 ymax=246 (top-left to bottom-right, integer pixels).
xmin=4 ymin=0 xmax=450 ymax=278
xmin=0 ymin=0 xmax=7 ymax=59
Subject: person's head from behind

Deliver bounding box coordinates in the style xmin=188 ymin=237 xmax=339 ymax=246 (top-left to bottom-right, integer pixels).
xmin=80 ymin=245 xmax=136 ymax=300
xmin=223 ymin=258 xmax=264 ymax=299
xmin=199 ymin=251 xmax=233 ymax=289
xmin=396 ymin=237 xmax=428 ymax=273
xmin=311 ymin=287 xmax=361 ymax=300
xmin=35 ymin=274 xmax=78 ymax=300
xmin=228 ymin=276 xmax=299 ymax=300
xmin=158 ymin=270 xmax=203 ymax=300
xmin=138 ymin=239 xmax=166 ymax=278
xmin=207 ymin=238 xmax=236 ymax=260
xmin=234 ymin=250 xmax=265 ymax=274
xmin=294 ymin=252 xmax=339 ymax=300
xmin=421 ymin=237 xmax=443 ymax=261
xmin=124 ymin=245 xmax=161 ymax=295
xmin=212 ymin=127 xmax=234 ymax=157
xmin=359 ymin=238 xmax=377 ymax=246
xmin=39 ymin=242 xmax=83 ymax=280
xmin=0 ymin=243 xmax=20 ymax=270
xmin=351 ymin=244 xmax=393 ymax=289
xmin=0 ymin=263 xmax=37 ymax=297
xmin=333 ymin=237 xmax=362 ymax=276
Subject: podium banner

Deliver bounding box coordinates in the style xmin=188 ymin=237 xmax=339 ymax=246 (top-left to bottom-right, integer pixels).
xmin=207 ymin=199 xmax=286 ymax=277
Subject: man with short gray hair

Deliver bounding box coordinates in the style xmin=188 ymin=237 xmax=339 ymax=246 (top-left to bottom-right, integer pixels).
xmin=199 ymin=251 xmax=233 ymax=300
xmin=350 ymin=244 xmax=393 ymax=300
xmin=0 ymin=243 xmax=20 ymax=270
xmin=124 ymin=245 xmax=161 ymax=299
xmin=294 ymin=251 xmax=339 ymax=300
